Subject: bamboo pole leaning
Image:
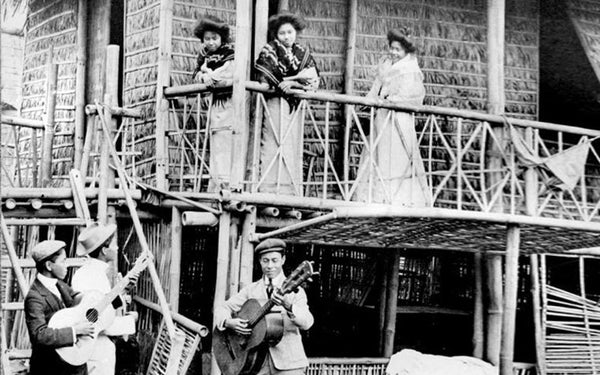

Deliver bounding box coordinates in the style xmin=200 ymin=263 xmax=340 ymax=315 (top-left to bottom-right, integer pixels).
xmin=95 ymin=104 xmax=178 ymax=339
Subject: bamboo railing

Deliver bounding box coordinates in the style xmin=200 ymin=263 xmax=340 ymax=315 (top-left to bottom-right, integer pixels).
xmin=163 ymin=82 xmax=600 ymax=224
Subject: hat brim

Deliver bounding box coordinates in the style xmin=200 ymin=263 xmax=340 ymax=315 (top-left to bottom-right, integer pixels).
xmin=77 ymin=224 xmax=117 ymax=256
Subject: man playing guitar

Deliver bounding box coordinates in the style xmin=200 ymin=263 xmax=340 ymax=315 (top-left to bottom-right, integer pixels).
xmin=214 ymin=238 xmax=314 ymax=375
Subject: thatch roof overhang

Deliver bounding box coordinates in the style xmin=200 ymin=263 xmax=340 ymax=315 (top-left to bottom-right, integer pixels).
xmin=253 ymin=206 xmax=600 ymax=255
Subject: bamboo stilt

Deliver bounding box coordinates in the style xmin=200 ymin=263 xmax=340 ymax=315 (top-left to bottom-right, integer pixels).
xmin=74 ymin=0 xmax=88 ymax=169
xmin=500 ymin=224 xmax=520 ymax=375
xmin=377 ymin=253 xmax=388 ymax=355
xmin=239 ymin=206 xmax=257 ymax=290
xmin=383 ymin=250 xmax=400 ymax=357
xmin=40 ymin=60 xmax=57 ymax=187
xmin=169 ymin=207 xmax=182 ymax=312
xmin=254 ymin=0 xmax=268 ymax=61
xmin=211 ymin=211 xmax=231 ymax=375
xmin=228 ymin=220 xmax=241 ymax=297
xmin=485 ymin=254 xmax=503 ymax=366
xmin=530 ymin=254 xmax=546 ymax=375
xmin=473 ymin=252 xmax=484 ymax=358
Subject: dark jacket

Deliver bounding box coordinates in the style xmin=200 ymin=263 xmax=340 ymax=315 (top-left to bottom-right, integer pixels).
xmin=24 ymin=278 xmax=87 ymax=375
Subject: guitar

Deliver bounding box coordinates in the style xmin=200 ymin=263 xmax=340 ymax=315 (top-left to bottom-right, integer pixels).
xmin=213 ymin=260 xmax=317 ymax=375
xmin=48 ymin=252 xmax=149 ymax=366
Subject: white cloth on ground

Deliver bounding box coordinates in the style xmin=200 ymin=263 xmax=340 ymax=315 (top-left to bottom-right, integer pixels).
xmin=385 ymin=349 xmax=497 ymax=375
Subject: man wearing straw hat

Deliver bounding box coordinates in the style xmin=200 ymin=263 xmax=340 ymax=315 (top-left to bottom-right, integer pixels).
xmin=72 ymin=223 xmax=138 ymax=375
xmin=214 ymin=238 xmax=314 ymax=375
xmin=25 ymin=240 xmax=95 ymax=375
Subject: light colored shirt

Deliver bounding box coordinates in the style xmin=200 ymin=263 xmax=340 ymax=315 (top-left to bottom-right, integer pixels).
xmin=36 ymin=273 xmax=61 ymax=298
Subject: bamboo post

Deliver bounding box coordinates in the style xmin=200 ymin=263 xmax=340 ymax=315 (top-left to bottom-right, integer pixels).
xmin=40 ymin=59 xmax=58 ymax=187
xmin=228 ymin=219 xmax=241 ymax=297
xmin=96 ymin=104 xmax=177 ymax=339
xmin=500 ymin=224 xmax=520 ymax=375
xmin=74 ymin=0 xmax=88 ymax=169
xmin=383 ymin=250 xmax=400 ymax=357
xmin=377 ymin=252 xmax=388 ymax=355
xmin=485 ymin=0 xmax=505 ymax=365
xmin=239 ymin=206 xmax=257 ymax=289
xmin=524 ymin=127 xmax=545 ymax=373
xmin=473 ymin=252 xmax=484 ymax=358
xmin=98 ymin=45 xmax=120 ymax=279
xmin=344 ymin=0 xmax=357 ymax=97
xmin=278 ymin=0 xmax=289 ymax=12
xmin=254 ymin=0 xmax=268 ymax=61
xmin=229 ymin=0 xmax=253 ymax=190
xmin=169 ymin=207 xmax=182 ymax=312
xmin=155 ymin=0 xmax=173 ymax=190
xmin=211 ymin=211 xmax=231 ymax=375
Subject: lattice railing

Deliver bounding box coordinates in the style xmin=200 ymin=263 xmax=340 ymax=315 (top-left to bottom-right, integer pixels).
xmin=163 ymin=82 xmax=600 ymax=223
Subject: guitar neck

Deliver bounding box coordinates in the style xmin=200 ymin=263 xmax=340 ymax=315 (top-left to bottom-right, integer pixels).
xmin=92 ymin=254 xmax=149 ymax=314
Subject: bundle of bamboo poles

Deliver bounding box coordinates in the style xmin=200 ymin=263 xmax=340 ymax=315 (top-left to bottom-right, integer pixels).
xmin=545 ymin=285 xmax=600 ymax=374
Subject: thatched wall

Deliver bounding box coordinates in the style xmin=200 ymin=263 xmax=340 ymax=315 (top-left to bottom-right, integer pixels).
xmin=20 ymin=0 xmax=79 ymax=187
xmin=123 ymin=0 xmax=162 ymax=183
xmin=352 ymin=0 xmax=538 ymax=119
xmin=1 ymin=33 xmax=25 ymax=109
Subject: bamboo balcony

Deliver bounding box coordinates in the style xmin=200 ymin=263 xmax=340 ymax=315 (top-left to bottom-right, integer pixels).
xmin=154 ymin=82 xmax=600 ymax=255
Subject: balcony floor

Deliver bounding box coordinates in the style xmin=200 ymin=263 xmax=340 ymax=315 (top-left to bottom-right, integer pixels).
xmin=263 ymin=211 xmax=600 ymax=255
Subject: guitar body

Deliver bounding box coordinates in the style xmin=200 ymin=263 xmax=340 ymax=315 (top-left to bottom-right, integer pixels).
xmin=48 ymin=290 xmax=116 ymax=366
xmin=213 ymin=299 xmax=284 ymax=375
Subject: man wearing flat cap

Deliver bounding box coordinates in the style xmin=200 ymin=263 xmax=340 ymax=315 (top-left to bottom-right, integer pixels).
xmin=25 ymin=240 xmax=95 ymax=375
xmin=72 ymin=223 xmax=138 ymax=375
xmin=215 ymin=238 xmax=314 ymax=375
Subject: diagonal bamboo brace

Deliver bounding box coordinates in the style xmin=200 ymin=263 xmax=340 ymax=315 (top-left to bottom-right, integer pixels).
xmin=95 ymin=104 xmax=178 ymax=339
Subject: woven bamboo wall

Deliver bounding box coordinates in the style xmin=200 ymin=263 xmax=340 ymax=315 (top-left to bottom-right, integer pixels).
xmin=289 ymin=0 xmax=347 ymax=190
xmin=20 ymin=0 xmax=79 ymax=187
xmin=354 ymin=0 xmax=539 ymax=119
xmin=123 ymin=0 xmax=162 ymax=183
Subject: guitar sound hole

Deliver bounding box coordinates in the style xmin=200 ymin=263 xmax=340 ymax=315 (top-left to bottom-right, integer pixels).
xmin=86 ymin=308 xmax=99 ymax=323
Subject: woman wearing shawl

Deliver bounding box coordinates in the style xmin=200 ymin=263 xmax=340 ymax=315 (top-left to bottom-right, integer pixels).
xmin=354 ymin=28 xmax=431 ymax=206
xmin=192 ymin=15 xmax=235 ymax=192
xmin=255 ymin=12 xmax=319 ymax=196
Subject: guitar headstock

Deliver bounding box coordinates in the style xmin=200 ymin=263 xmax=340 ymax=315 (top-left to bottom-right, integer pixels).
xmin=280 ymin=261 xmax=318 ymax=295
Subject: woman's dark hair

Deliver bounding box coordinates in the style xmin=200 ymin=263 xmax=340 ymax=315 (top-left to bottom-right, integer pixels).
xmin=193 ymin=15 xmax=230 ymax=43
xmin=35 ymin=249 xmax=64 ymax=273
xmin=387 ymin=27 xmax=416 ymax=53
xmin=268 ymin=12 xmax=307 ymax=40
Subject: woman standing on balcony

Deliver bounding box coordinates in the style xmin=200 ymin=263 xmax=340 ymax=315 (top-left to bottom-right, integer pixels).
xmin=354 ymin=28 xmax=431 ymax=207
xmin=255 ymin=12 xmax=320 ymax=196
xmin=192 ymin=15 xmax=235 ymax=192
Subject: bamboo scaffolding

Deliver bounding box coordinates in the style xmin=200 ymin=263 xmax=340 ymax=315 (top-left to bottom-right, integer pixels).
xmin=1 ymin=117 xmax=45 ymax=129
xmin=0 ymin=214 xmax=29 ymax=297
xmin=0 ymin=187 xmax=141 ymax=200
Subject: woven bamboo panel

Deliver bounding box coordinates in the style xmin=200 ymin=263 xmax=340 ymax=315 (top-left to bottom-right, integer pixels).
xmin=566 ymin=0 xmax=600 ymax=82
xmin=146 ymin=320 xmax=201 ymax=375
xmin=20 ymin=0 xmax=79 ymax=187
xmin=277 ymin=216 xmax=600 ymax=254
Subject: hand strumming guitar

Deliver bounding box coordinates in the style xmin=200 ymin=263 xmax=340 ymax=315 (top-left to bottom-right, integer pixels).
xmin=224 ymin=318 xmax=251 ymax=335
xmin=74 ymin=320 xmax=95 ymax=337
